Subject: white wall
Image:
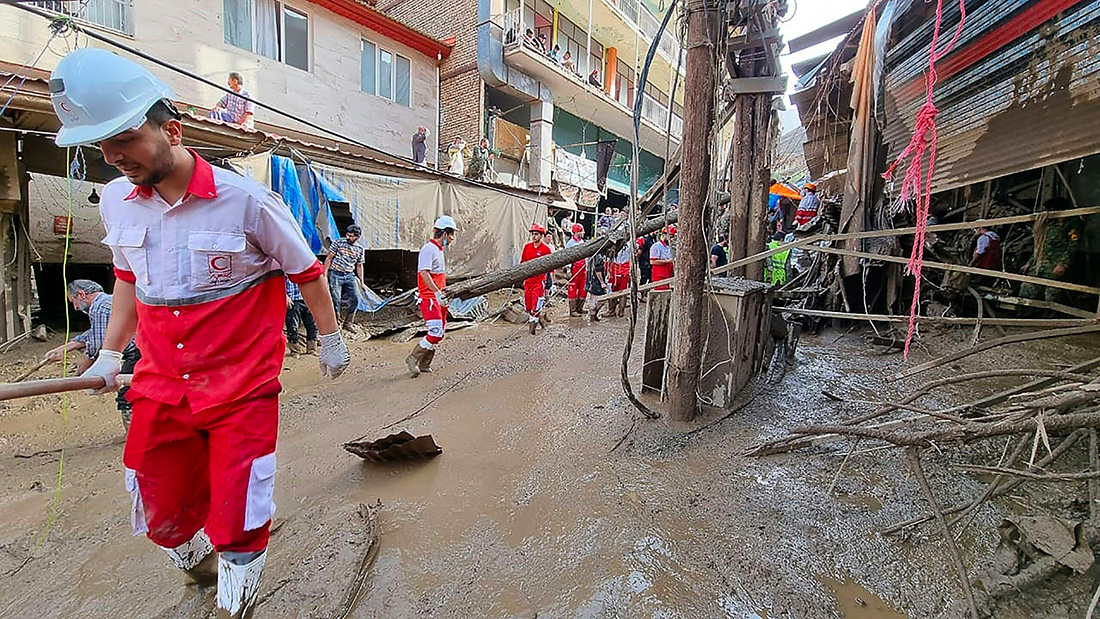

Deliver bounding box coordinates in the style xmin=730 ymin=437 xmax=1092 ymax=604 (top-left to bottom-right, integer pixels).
xmin=0 ymin=0 xmax=439 ymax=161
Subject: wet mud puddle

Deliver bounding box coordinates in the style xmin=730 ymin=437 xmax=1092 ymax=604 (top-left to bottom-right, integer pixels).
xmin=817 ymin=574 xmax=906 ymax=618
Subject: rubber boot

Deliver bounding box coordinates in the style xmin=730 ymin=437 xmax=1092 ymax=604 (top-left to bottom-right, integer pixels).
xmin=164 ymin=529 xmax=216 ymax=586
xmin=405 ymin=345 xmax=427 ymax=377
xmin=591 ymin=302 xmax=601 ymax=322
xmin=617 ymin=300 xmax=626 ymax=317
xmin=539 ymin=313 xmax=550 ymax=329
xmin=340 ymin=308 xmax=356 ymax=331
xmin=418 ymin=348 xmax=436 ymax=373
xmin=528 ymin=318 xmax=538 ymax=335
xmin=215 ymin=551 xmax=265 ymax=619
xmin=287 ymin=340 xmax=304 ymax=357
xmin=304 ymin=339 xmax=316 ymax=355
xmin=568 ymin=299 xmax=580 ymax=317
xmin=577 ymin=299 xmax=588 ymax=315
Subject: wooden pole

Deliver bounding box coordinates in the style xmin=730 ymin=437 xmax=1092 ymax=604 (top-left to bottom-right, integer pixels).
xmin=728 ymin=95 xmax=752 ymax=276
xmin=667 ymin=0 xmax=718 ymax=422
xmin=744 ymin=89 xmax=773 ymax=282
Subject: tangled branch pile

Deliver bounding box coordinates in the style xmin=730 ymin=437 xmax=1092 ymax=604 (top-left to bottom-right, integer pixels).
xmin=746 ymin=351 xmax=1100 ymax=618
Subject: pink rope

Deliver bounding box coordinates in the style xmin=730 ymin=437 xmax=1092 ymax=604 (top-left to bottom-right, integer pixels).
xmin=883 ymin=0 xmax=966 ymax=358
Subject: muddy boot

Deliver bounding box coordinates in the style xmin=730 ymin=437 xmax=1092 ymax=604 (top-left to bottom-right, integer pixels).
xmin=405 ymin=344 xmax=427 ymax=377
xmin=617 ymin=300 xmax=626 ymax=318
xmin=340 ymin=309 xmax=356 ymax=331
xmin=418 ymin=348 xmax=436 ymax=373
xmin=591 ymin=302 xmax=601 ymax=322
xmin=568 ymin=299 xmax=581 ymax=317
xmin=304 ymin=339 xmax=316 ymax=355
xmin=287 ymin=340 xmax=304 ymax=357
xmin=528 ymin=318 xmax=538 ymax=335
xmin=164 ymin=530 xmax=217 ymax=587
xmin=215 ymin=551 xmax=265 ymax=619
xmin=539 ymin=313 xmax=550 ymax=329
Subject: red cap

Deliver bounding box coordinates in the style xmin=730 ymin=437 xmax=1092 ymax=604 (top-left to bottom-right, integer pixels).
xmin=571 ymin=223 xmax=584 ymax=234
xmin=664 ymin=225 xmax=677 ymax=235
xmin=529 ymin=223 xmax=547 ymax=234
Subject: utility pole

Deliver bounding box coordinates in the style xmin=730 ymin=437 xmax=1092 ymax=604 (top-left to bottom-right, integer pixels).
xmin=667 ymin=0 xmax=719 ymax=422
xmin=726 ymin=3 xmax=786 ymax=279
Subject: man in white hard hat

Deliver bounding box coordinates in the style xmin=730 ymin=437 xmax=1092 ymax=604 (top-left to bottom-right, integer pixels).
xmin=406 ymin=215 xmax=457 ymax=376
xmin=50 ymin=48 xmax=350 ymax=618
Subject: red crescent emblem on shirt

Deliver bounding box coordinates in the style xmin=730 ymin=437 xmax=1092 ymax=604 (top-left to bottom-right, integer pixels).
xmin=210 ymin=255 xmax=231 ymax=272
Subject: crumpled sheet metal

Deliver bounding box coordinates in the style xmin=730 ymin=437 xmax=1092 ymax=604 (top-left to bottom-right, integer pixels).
xmin=344 ymin=431 xmax=442 ymax=462
xmin=998 ymin=515 xmax=1094 ymax=574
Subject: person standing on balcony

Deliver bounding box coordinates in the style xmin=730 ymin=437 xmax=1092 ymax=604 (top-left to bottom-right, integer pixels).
xmin=588 ymin=69 xmax=602 ymax=88
xmin=536 ymin=33 xmax=549 ymax=53
xmin=208 ymin=72 xmax=254 ymax=130
xmin=411 ymin=126 xmax=429 ymax=164
xmin=549 ymin=44 xmax=562 ymax=63
xmin=468 ymin=138 xmax=497 ymax=182
xmin=447 ymin=137 xmax=468 ymax=176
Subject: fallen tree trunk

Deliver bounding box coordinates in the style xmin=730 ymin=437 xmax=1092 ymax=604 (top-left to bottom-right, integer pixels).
xmin=447 ymin=214 xmax=678 ymax=300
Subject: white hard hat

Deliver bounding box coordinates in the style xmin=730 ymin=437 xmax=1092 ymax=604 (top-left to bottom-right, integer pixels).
xmin=50 ymin=49 xmax=176 ymax=147
xmin=434 ymin=215 xmax=457 ymax=231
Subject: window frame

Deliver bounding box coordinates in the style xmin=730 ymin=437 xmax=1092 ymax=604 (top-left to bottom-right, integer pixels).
xmin=360 ymin=37 xmax=413 ymax=107
xmin=223 ymin=0 xmax=312 ymax=72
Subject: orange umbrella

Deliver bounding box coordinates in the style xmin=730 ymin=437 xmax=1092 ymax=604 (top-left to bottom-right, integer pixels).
xmin=769 ymin=183 xmax=802 ymax=200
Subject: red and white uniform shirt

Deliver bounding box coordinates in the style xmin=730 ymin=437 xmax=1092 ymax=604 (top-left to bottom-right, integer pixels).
xmin=100 ymin=151 xmax=322 ymax=411
xmin=520 ymin=241 xmax=552 ymax=314
xmin=417 ymin=239 xmax=447 ymax=300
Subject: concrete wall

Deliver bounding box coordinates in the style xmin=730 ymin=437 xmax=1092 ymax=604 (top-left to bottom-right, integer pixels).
xmin=0 ymin=0 xmax=440 ymax=161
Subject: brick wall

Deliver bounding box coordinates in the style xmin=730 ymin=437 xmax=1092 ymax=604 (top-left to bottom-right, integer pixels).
xmin=382 ymin=0 xmax=484 ymax=156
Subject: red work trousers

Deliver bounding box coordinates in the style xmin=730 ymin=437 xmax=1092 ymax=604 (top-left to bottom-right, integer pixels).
xmin=610 ymin=262 xmax=630 ymax=292
xmin=419 ymin=296 xmax=447 ymax=345
xmin=567 ymin=260 xmax=587 ymax=301
xmin=523 ymin=277 xmax=545 ymax=317
xmin=123 ymin=381 xmax=280 ymax=553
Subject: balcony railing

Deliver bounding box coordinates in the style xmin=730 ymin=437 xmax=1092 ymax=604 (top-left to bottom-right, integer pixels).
xmin=29 ymin=0 xmax=133 ymax=35
xmin=605 ymin=0 xmax=680 ymax=60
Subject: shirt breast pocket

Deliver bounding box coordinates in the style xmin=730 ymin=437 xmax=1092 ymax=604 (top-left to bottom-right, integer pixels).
xmin=188 ymin=232 xmax=247 ymax=291
xmin=103 ymin=227 xmax=150 ymax=286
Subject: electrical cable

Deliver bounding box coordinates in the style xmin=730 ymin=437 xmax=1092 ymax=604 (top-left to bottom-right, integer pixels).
xmin=6 ymin=0 xmax=564 ymax=211
xmin=620 ymin=0 xmax=680 ymax=421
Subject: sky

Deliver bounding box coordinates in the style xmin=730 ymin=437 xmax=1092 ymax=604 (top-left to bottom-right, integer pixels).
xmin=777 ymin=0 xmax=871 ymax=132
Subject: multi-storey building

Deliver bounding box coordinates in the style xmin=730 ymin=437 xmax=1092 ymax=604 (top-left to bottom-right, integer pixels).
xmin=0 ymin=0 xmax=451 ymax=159
xmin=384 ymin=0 xmax=684 ymax=205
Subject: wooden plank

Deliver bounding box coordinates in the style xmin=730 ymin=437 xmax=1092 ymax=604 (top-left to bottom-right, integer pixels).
xmin=775 ymin=307 xmax=1097 ymax=327
xmin=803 ymin=245 xmax=1100 ymax=295
xmin=981 ymin=294 xmax=1096 ymax=319
xmin=890 ymin=325 xmax=1100 ymax=382
xmin=642 ymin=290 xmax=672 ymax=395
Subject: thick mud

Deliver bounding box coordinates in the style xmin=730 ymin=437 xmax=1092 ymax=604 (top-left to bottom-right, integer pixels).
xmin=1 ymin=306 xmax=1098 ymax=618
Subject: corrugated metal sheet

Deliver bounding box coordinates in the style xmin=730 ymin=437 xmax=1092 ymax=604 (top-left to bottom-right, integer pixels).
xmin=882 ymin=0 xmax=1100 ymax=194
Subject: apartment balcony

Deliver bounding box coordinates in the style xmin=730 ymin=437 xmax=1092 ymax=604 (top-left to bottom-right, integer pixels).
xmin=500 ymin=25 xmax=681 ymax=156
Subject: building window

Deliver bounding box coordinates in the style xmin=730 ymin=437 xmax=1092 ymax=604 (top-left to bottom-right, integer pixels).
xmin=361 ymin=40 xmax=411 ymax=107
xmin=31 ymin=0 xmax=133 ymax=35
xmin=224 ymin=0 xmax=311 ymax=71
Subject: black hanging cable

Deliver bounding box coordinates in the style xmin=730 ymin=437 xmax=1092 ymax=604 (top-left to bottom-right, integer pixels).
xmin=620 ymin=0 xmax=680 ymax=421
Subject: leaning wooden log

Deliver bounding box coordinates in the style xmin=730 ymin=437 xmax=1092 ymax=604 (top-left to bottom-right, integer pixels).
xmin=890 ymin=325 xmax=1100 ymax=382
xmin=791 ymin=411 xmax=1100 ymax=448
xmin=446 ymin=214 xmax=678 ymax=301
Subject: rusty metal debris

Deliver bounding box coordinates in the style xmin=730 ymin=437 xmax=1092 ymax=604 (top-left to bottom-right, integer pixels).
xmin=343 ymin=431 xmax=442 ymax=462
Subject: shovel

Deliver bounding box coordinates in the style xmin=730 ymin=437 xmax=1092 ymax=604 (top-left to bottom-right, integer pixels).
xmin=0 ymin=374 xmax=133 ymax=402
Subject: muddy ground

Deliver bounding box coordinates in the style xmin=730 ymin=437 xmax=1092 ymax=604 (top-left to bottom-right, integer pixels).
xmin=1 ymin=302 xmax=1098 ymax=618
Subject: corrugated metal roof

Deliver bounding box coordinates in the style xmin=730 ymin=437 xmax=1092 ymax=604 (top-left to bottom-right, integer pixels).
xmin=882 ymin=0 xmax=1100 ymax=194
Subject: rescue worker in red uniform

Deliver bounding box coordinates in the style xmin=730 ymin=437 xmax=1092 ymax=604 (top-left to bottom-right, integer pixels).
xmin=793 ymin=182 xmax=820 ymax=227
xmin=608 ymin=243 xmax=632 ymax=317
xmin=50 ymin=49 xmax=350 ymax=618
xmin=650 ymin=226 xmax=675 ymax=291
xmin=521 ymin=223 xmax=553 ymax=335
xmin=406 ymin=216 xmax=457 ymax=376
xmin=565 ymin=223 xmax=588 ymax=317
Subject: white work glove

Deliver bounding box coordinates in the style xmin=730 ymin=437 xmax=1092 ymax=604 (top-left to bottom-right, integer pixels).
xmin=318 ymin=331 xmax=350 ymax=378
xmin=436 ymin=291 xmax=449 ymax=307
xmin=80 ymin=349 xmax=123 ymax=394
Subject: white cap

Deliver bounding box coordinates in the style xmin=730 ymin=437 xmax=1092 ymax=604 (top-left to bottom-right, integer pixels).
xmin=50 ymin=49 xmax=176 ymax=147
xmin=433 ymin=215 xmax=458 ymax=231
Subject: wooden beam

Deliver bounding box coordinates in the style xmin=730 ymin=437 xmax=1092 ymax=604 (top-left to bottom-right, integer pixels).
xmin=773 ymin=307 xmax=1097 ymax=328
xmin=802 ymin=245 xmax=1100 ymax=295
